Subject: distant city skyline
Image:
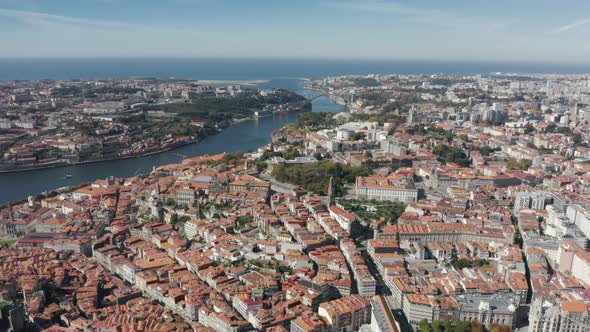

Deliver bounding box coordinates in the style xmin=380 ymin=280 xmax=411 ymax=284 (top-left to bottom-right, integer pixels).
xmin=1 ymin=0 xmax=590 ymax=64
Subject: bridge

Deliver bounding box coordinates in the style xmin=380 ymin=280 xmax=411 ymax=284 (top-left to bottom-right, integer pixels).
xmin=302 ymin=92 xmax=326 ymax=101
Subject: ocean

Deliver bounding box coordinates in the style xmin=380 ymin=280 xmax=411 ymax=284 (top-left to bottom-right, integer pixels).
xmin=1 ymin=58 xmax=589 ymax=81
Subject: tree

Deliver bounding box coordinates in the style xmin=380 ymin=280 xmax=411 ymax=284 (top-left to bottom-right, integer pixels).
xmin=470 ymin=322 xmax=484 ymax=332
xmin=476 ymin=145 xmax=500 ymax=156
xmin=452 ymin=258 xmax=489 ymax=269
xmin=271 ymin=160 xmax=371 ymax=196
xmin=518 ymin=159 xmax=533 ymax=169
xmin=490 ymin=324 xmax=512 ymax=332
xmin=352 ymin=132 xmax=366 ymax=141
xmin=420 ymin=319 xmax=432 ymax=332
xmin=444 ymin=320 xmax=453 ymax=332
xmin=255 ymin=160 xmax=268 ymax=172
xmin=313 ymin=152 xmax=324 ymax=160
xmin=506 ymin=158 xmax=532 ymax=170
xmin=170 ymin=213 xmax=178 ymax=224
xmin=433 ymin=144 xmax=470 ymax=166
xmin=432 ymin=320 xmax=443 ymax=332
xmin=281 ymin=147 xmax=302 ymax=160
xmin=573 ymin=133 xmax=585 ymax=146
xmin=236 ymin=215 xmax=254 ymax=229
xmin=545 ymin=123 xmax=557 ymax=133
xmin=340 ymin=199 xmax=405 ymax=225
xmin=454 ymin=321 xmax=471 ymax=332
xmin=288 ymin=112 xmax=335 ymax=129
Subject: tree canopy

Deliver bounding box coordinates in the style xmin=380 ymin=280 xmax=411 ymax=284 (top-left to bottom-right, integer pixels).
xmin=271 ymin=160 xmax=371 ymax=196
xmin=433 ymin=144 xmax=470 ymax=167
xmin=505 ymin=158 xmax=532 ymax=170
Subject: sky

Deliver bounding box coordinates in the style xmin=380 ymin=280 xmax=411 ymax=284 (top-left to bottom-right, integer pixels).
xmin=1 ymin=0 xmax=590 ymax=64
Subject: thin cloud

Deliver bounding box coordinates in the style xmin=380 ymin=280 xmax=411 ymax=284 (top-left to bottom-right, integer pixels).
xmin=321 ymin=0 xmax=509 ymax=31
xmin=0 ymin=8 xmax=148 ymax=29
xmin=0 ymin=7 xmax=200 ymax=35
xmin=553 ymin=18 xmax=590 ymax=33
xmin=323 ymin=0 xmax=425 ymax=16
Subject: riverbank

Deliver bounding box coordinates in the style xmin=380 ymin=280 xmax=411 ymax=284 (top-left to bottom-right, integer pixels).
xmin=195 ymin=79 xmax=269 ymax=85
xmin=0 ymin=79 xmax=344 ymax=205
xmin=0 ymin=102 xmax=311 ymax=174
xmin=0 ymin=139 xmax=200 ymax=174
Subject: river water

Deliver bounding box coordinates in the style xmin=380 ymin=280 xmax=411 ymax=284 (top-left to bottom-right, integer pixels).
xmin=4 ymin=57 xmax=583 ymax=204
xmin=0 ymin=78 xmax=344 ymax=204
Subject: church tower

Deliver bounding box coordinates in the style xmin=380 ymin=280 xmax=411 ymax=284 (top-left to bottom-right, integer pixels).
xmin=327 ymin=176 xmax=335 ymax=206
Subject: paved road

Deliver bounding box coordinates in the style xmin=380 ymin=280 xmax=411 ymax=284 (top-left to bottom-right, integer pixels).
xmin=259 ymin=173 xmax=298 ymax=194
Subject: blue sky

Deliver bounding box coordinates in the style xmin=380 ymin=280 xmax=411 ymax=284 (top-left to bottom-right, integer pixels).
xmin=1 ymin=0 xmax=589 ymax=63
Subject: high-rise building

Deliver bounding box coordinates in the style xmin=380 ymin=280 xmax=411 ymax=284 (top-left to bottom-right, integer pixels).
xmin=407 ymin=107 xmax=415 ymax=124
xmin=513 ymin=192 xmax=552 ymax=212
xmin=558 ymin=242 xmax=590 ymax=285
xmin=566 ymin=205 xmax=590 ymax=239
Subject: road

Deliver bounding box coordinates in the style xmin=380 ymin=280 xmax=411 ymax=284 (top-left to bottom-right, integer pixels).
xmin=259 ymin=172 xmax=298 ymax=194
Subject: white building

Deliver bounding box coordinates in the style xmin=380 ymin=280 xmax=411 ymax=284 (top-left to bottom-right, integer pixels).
xmin=402 ymin=294 xmax=435 ymax=330
xmin=514 ymin=191 xmax=552 ymax=212
xmin=328 ymin=205 xmax=357 ymax=231
xmin=566 ymin=205 xmax=590 ymax=239
xmin=355 ymin=175 xmax=418 ymax=203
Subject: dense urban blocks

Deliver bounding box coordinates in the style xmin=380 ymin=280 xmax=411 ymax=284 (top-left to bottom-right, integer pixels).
xmin=1 ymin=73 xmax=590 ymax=331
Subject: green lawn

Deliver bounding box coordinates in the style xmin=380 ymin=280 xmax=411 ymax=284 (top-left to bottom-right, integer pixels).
xmin=0 ymin=239 xmax=17 ymax=247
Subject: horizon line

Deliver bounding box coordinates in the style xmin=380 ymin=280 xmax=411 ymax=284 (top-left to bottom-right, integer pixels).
xmin=0 ymin=56 xmax=589 ymax=67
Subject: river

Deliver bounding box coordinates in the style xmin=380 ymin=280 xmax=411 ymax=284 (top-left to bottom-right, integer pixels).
xmin=0 ymin=78 xmax=345 ymax=204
